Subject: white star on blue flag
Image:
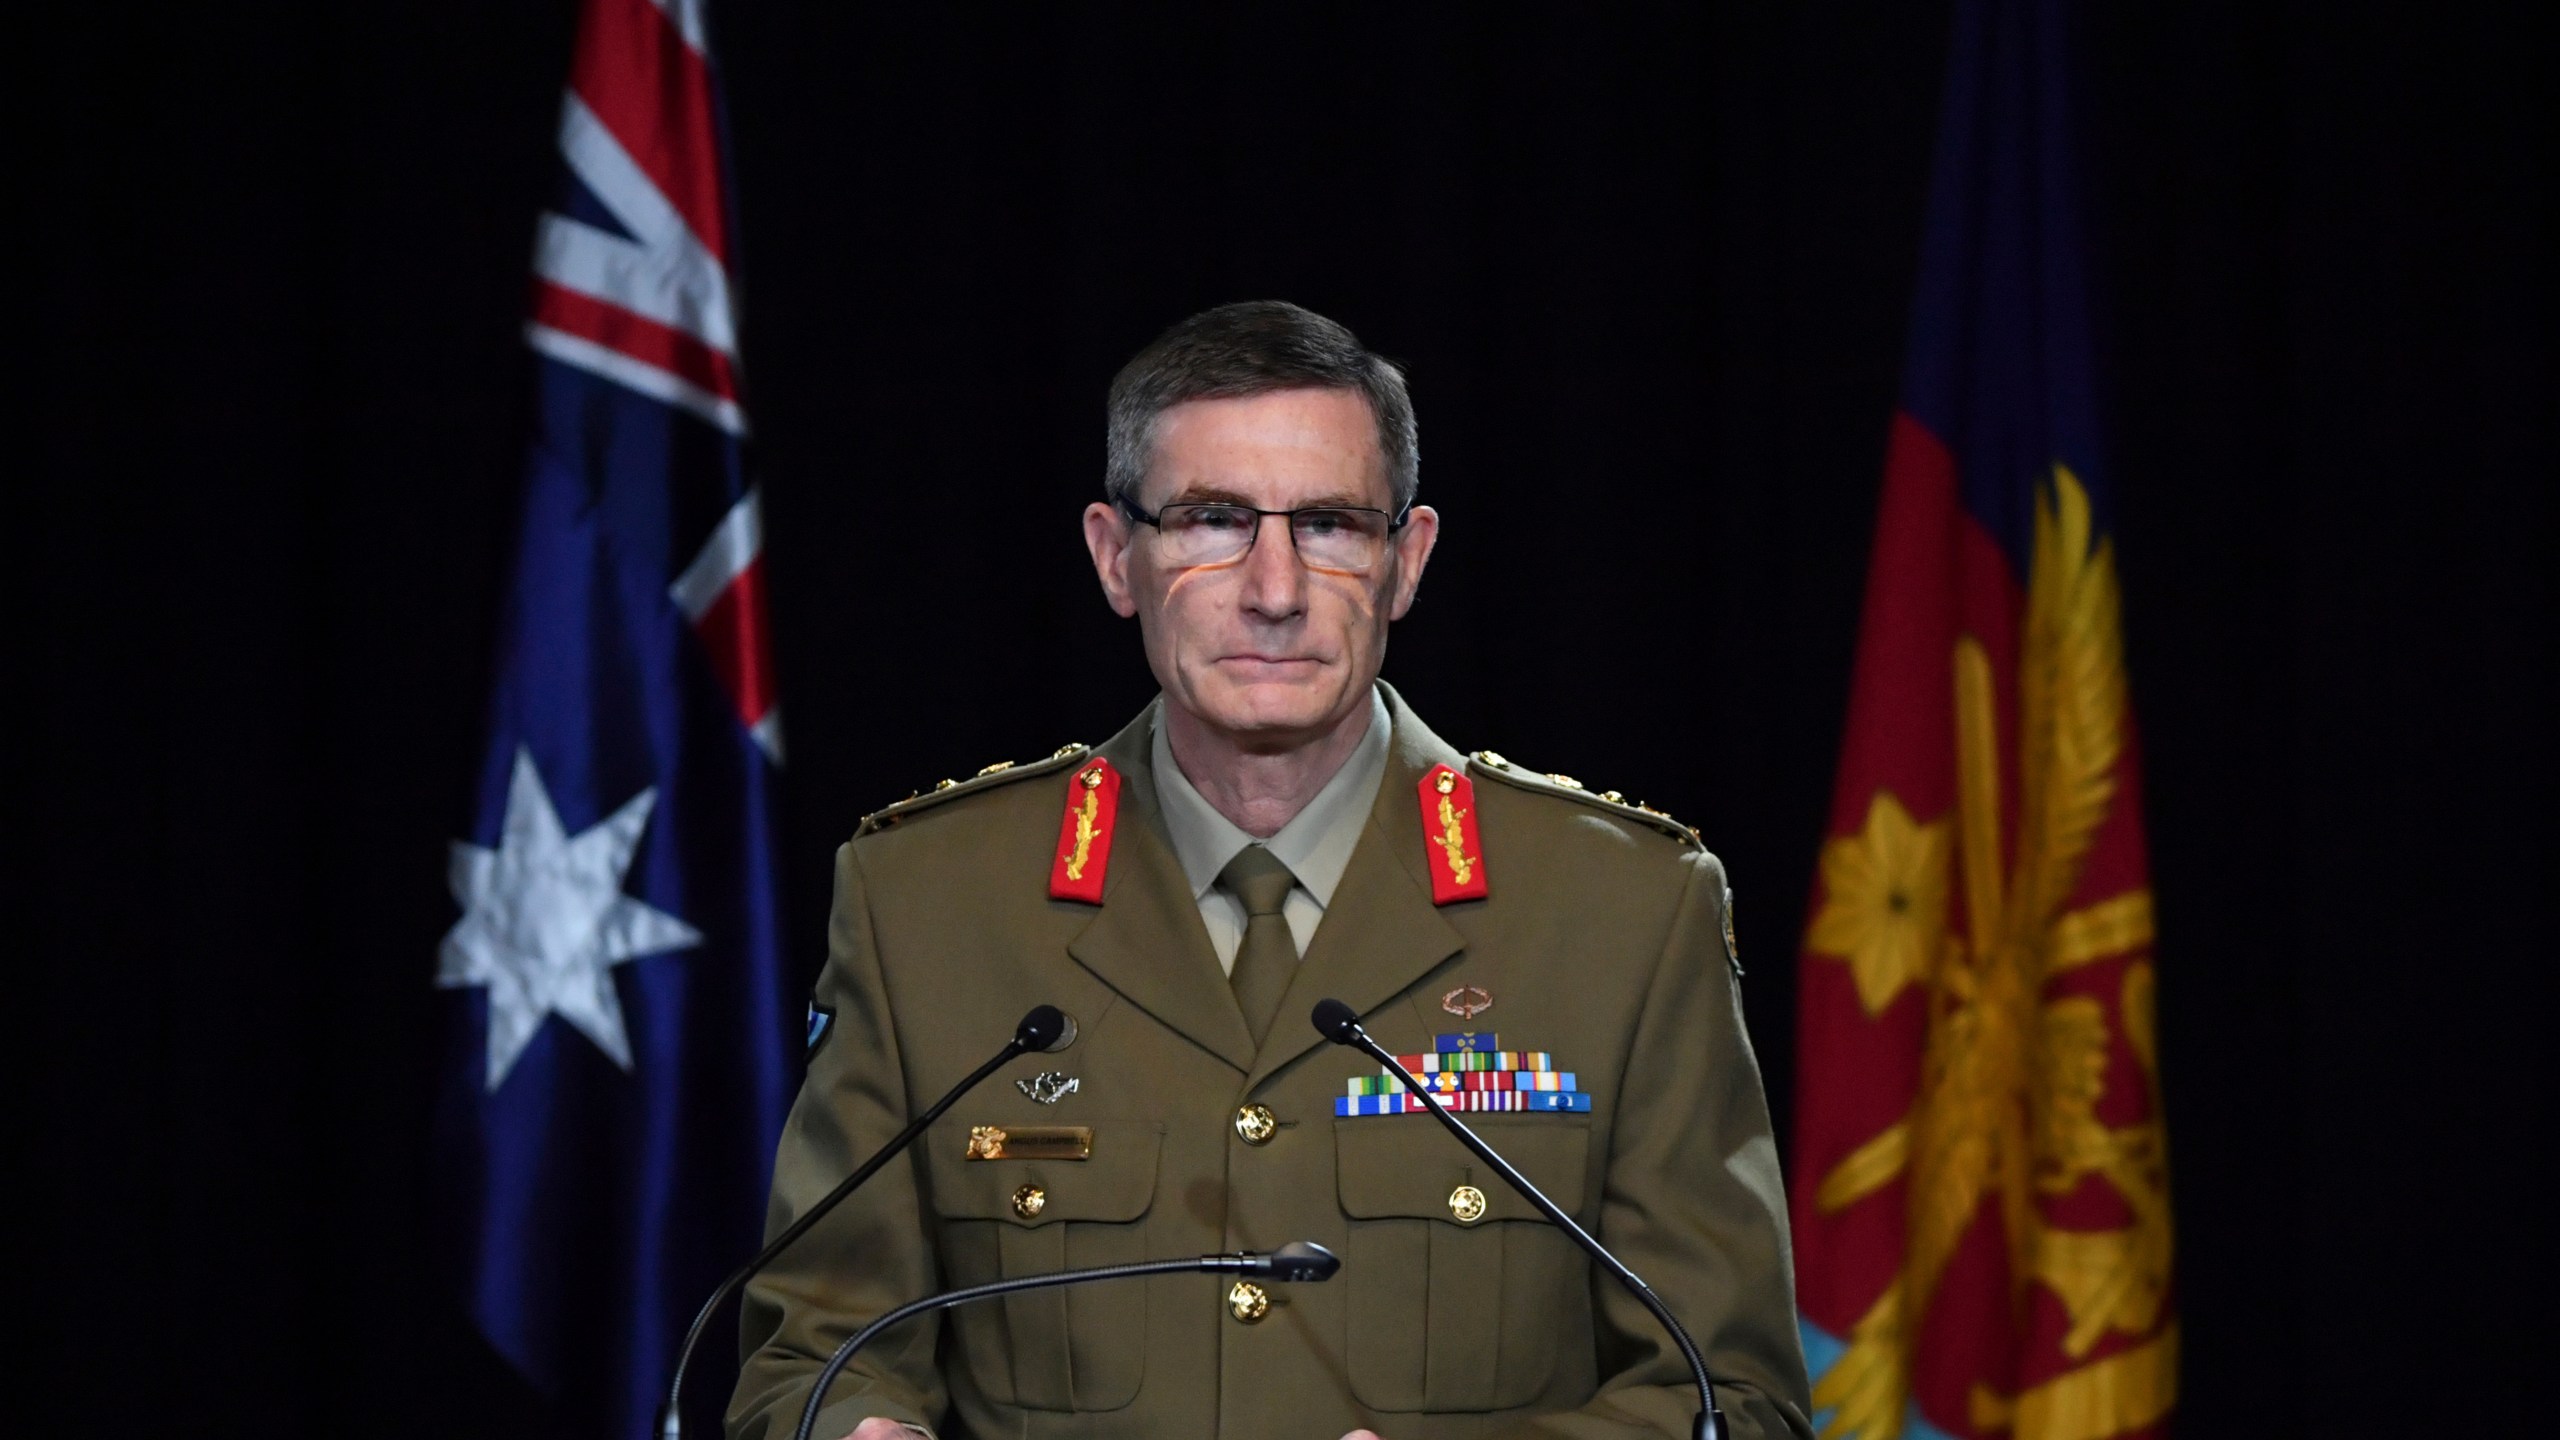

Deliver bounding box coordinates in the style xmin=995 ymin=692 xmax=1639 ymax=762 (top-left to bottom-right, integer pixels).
xmin=439 ymin=747 xmax=703 ymax=1090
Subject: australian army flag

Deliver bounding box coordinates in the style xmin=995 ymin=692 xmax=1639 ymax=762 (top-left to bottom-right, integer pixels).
xmin=1789 ymin=1 xmax=2175 ymax=1437
xmin=433 ymin=0 xmax=792 ymax=1434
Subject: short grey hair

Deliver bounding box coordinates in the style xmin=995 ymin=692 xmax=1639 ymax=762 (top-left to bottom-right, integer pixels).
xmin=1105 ymin=300 xmax=1418 ymax=511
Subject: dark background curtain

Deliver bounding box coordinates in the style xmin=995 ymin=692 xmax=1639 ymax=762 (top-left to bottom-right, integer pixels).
xmin=25 ymin=3 xmax=2545 ymax=1435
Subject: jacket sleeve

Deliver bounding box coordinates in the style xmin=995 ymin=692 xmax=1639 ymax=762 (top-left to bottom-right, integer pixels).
xmin=728 ymin=842 xmax=948 ymax=1440
xmin=1498 ymin=849 xmax=1817 ymax=1440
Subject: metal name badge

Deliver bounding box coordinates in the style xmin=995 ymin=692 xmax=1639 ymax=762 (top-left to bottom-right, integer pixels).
xmin=966 ymin=1125 xmax=1094 ymax=1161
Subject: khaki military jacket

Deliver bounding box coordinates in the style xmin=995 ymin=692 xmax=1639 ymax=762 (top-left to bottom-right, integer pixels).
xmin=731 ymin=685 xmax=1814 ymax=1440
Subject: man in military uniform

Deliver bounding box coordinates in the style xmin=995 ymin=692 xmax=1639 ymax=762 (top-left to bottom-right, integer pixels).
xmin=729 ymin=302 xmax=1814 ymax=1440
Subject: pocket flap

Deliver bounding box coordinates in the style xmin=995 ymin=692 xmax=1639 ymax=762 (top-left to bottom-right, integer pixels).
xmin=1335 ymin=1116 xmax=1590 ymax=1223
xmin=922 ymin=1119 xmax=1163 ymax=1227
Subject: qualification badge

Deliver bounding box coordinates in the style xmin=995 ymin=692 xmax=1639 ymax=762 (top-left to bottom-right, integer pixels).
xmin=1417 ymin=764 xmax=1489 ymax=905
xmin=1017 ymin=1071 xmax=1079 ymax=1104
xmin=1048 ymin=758 xmax=1122 ymax=903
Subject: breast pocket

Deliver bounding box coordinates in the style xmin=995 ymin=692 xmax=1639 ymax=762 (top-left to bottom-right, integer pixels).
xmin=920 ymin=1120 xmax=1161 ymax=1413
xmin=1334 ymin=1116 xmax=1594 ymax=1413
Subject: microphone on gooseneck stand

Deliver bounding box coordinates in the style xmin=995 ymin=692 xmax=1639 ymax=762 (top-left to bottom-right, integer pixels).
xmin=1311 ymin=998 xmax=1730 ymax=1440
xmin=656 ymin=1004 xmax=1079 ymax=1440
xmin=790 ymin=1242 xmax=1344 ymax=1440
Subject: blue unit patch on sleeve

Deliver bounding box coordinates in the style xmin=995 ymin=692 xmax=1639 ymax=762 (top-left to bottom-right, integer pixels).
xmin=805 ymin=1002 xmax=835 ymax=1058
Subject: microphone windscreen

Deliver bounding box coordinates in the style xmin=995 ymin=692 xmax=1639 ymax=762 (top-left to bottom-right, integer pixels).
xmin=1268 ymin=1240 xmax=1342 ymax=1282
xmin=1015 ymin=1005 xmax=1069 ymax=1053
xmin=1043 ymin=1011 xmax=1079 ymax=1054
xmin=1310 ymin=998 xmax=1362 ymax=1044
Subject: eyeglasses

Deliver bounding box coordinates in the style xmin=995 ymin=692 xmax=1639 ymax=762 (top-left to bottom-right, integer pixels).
xmin=1117 ymin=498 xmax=1411 ymax=573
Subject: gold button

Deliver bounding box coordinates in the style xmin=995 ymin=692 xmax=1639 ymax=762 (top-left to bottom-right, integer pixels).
xmin=1227 ymin=1281 xmax=1270 ymax=1323
xmin=1234 ymin=1103 xmax=1277 ymax=1145
xmin=1448 ymin=1184 xmax=1488 ymax=1224
xmin=1011 ymin=1184 xmax=1047 ymax=1219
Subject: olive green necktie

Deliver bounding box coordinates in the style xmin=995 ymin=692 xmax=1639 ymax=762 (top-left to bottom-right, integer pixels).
xmin=1219 ymin=846 xmax=1299 ymax=1046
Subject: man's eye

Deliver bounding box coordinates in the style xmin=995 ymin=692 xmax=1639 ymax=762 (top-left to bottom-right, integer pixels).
xmin=1295 ymin=511 xmax=1350 ymax=536
xmin=1186 ymin=507 xmax=1252 ymax=531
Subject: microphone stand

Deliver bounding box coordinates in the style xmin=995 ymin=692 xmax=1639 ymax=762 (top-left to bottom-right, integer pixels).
xmin=658 ymin=1006 xmax=1073 ymax=1440
xmin=1312 ymin=999 xmax=1727 ymax=1440
xmin=790 ymin=1244 xmax=1342 ymax=1440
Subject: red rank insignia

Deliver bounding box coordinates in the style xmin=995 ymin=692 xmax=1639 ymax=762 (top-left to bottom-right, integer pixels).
xmin=1418 ymin=764 xmax=1489 ymax=905
xmin=1048 ymin=758 xmax=1121 ymax=903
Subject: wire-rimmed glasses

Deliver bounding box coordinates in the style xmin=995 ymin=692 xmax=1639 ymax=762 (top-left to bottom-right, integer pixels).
xmin=1117 ymin=498 xmax=1410 ymax=573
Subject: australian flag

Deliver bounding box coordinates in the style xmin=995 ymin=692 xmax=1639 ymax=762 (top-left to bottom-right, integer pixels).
xmin=434 ymin=0 xmax=792 ymax=1435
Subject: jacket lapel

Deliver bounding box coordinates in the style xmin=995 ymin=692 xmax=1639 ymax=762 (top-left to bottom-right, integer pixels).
xmin=1065 ymin=703 xmax=1260 ymax=1074
xmin=1247 ymin=683 xmax=1470 ymax=1091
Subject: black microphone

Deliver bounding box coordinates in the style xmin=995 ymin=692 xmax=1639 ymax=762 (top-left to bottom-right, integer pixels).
xmin=791 ymin=1242 xmax=1343 ymax=1440
xmin=1312 ymin=998 xmax=1729 ymax=1440
xmin=657 ymin=1004 xmax=1077 ymax=1440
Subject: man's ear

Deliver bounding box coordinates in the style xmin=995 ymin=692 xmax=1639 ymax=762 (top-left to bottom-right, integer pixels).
xmin=1385 ymin=504 xmax=1440 ymax=621
xmin=1083 ymin=502 xmax=1140 ymax=618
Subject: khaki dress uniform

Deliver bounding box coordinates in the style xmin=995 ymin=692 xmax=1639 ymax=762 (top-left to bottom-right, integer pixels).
xmin=729 ymin=684 xmax=1815 ymax=1440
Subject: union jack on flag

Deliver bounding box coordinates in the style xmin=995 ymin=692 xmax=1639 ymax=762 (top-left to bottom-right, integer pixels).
xmin=433 ymin=0 xmax=794 ymax=1434
xmin=531 ymin=0 xmax=748 ymax=446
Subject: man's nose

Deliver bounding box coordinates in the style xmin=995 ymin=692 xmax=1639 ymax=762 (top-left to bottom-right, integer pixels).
xmin=1238 ymin=512 xmax=1308 ymax=617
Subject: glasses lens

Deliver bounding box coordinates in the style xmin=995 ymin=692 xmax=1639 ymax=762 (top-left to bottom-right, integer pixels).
xmin=1292 ymin=509 xmax=1391 ymax=570
xmin=1156 ymin=505 xmax=1258 ymax=566
xmin=1149 ymin=505 xmax=1393 ymax=571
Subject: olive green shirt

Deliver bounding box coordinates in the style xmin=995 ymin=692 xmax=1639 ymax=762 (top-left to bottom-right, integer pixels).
xmin=1153 ymin=687 xmax=1393 ymax=968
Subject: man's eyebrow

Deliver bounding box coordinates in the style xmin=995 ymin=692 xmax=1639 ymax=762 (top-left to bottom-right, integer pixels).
xmin=1163 ymin=484 xmax=1378 ymax=509
xmin=1163 ymin=483 xmax=1257 ymax=507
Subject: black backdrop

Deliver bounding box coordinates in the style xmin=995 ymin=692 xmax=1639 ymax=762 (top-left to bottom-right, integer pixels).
xmin=24 ymin=3 xmax=2547 ymax=1436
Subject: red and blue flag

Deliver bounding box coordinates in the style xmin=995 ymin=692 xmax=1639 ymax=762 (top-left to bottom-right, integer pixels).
xmin=433 ymin=0 xmax=791 ymax=1432
xmin=1789 ymin=1 xmax=2176 ymax=1436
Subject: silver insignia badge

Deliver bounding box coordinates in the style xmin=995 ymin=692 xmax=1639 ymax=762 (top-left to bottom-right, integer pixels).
xmin=1018 ymin=1071 xmax=1080 ymax=1105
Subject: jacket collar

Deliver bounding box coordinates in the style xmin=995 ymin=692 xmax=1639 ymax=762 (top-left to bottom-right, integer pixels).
xmin=1065 ymin=698 xmax=1260 ymax=1072
xmin=1064 ymin=683 xmax=1470 ymax=1082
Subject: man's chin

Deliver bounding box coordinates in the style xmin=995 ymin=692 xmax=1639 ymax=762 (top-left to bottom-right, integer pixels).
xmin=1184 ymin=675 xmax=1357 ymax=744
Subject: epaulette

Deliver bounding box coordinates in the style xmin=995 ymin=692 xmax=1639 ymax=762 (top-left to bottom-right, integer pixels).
xmin=1465 ymin=749 xmax=1701 ymax=848
xmin=856 ymin=743 xmax=1093 ymax=837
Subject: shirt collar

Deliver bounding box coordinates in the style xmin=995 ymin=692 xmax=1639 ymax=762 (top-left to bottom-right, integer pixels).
xmin=1152 ymin=686 xmax=1392 ymax=909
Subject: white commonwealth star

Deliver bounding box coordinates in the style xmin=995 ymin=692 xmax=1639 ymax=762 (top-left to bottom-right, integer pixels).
xmin=439 ymin=747 xmax=703 ymax=1091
